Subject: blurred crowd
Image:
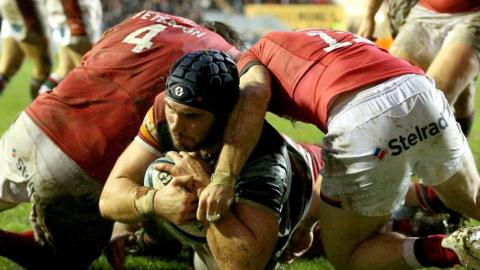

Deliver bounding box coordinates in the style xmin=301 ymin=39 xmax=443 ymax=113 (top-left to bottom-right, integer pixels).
xmin=101 ymin=0 xmax=332 ymax=28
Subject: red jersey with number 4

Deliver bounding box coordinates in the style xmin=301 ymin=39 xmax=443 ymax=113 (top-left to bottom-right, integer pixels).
xmin=419 ymin=0 xmax=480 ymax=13
xmin=237 ymin=29 xmax=423 ymax=132
xmin=25 ymin=10 xmax=238 ymax=183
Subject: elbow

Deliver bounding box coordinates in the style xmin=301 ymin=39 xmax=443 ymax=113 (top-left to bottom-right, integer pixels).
xmin=98 ymin=191 xmax=113 ymax=220
xmin=240 ymin=82 xmax=271 ymax=107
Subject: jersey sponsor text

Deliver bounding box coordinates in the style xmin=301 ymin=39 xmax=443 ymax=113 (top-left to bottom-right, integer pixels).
xmin=388 ymin=113 xmax=449 ymax=156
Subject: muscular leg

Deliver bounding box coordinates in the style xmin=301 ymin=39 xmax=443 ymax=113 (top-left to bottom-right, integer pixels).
xmin=427 ymin=42 xmax=479 ymax=105
xmin=0 ymin=37 xmax=24 ymax=94
xmin=54 ymin=37 xmax=92 ymax=79
xmin=0 ymin=37 xmax=24 ymax=77
xmin=64 ymin=38 xmax=91 ymax=67
xmin=453 ymin=82 xmax=475 ymax=136
xmin=55 ymin=45 xmax=77 ymax=78
xmin=17 ymin=36 xmax=52 ymax=98
xmin=431 ymin=149 xmax=480 ymax=219
xmin=38 ymin=43 xmax=84 ymax=94
xmin=318 ymin=200 xmax=409 ymax=270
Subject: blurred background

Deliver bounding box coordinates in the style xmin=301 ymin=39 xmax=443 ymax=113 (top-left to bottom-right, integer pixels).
xmin=101 ymin=0 xmax=393 ymax=49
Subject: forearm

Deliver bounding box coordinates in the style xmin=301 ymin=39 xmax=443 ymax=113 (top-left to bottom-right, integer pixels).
xmin=365 ymin=0 xmax=384 ymax=18
xmin=207 ymin=213 xmax=271 ymax=270
xmin=99 ymin=175 xmax=148 ymax=223
xmin=99 ymin=142 xmax=159 ymax=223
xmin=214 ymin=65 xmax=271 ymax=180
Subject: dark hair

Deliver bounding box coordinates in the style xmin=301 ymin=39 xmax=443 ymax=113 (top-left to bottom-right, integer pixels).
xmin=166 ymin=50 xmax=240 ymax=118
xmin=202 ymin=21 xmax=245 ymax=51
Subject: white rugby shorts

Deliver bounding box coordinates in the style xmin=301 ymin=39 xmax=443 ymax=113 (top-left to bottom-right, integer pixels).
xmin=393 ymin=4 xmax=480 ymax=61
xmin=0 ymin=112 xmax=100 ymax=209
xmin=0 ymin=0 xmax=48 ymax=41
xmin=321 ymin=74 xmax=467 ymax=216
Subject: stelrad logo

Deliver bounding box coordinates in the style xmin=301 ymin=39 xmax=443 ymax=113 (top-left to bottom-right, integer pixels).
xmin=388 ymin=113 xmax=449 ymax=156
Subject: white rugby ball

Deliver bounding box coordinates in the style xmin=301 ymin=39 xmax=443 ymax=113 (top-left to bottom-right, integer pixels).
xmin=144 ymin=157 xmax=206 ymax=242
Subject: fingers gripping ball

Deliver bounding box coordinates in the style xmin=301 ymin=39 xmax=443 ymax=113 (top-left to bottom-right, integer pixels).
xmin=144 ymin=157 xmax=206 ymax=243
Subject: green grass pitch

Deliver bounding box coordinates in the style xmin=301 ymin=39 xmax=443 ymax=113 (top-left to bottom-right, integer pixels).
xmin=0 ymin=61 xmax=477 ymax=269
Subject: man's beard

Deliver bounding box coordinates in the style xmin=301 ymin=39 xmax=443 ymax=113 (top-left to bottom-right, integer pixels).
xmin=171 ymin=120 xmax=225 ymax=152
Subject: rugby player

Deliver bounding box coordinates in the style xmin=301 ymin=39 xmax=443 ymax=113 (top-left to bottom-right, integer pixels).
xmin=99 ymin=50 xmax=312 ymax=270
xmin=357 ymin=0 xmax=418 ymax=40
xmin=0 ymin=11 xmax=242 ymax=269
xmin=201 ymin=29 xmax=480 ymax=269
xmin=358 ymin=0 xmax=480 ymax=136
xmin=282 ymin=146 xmax=469 ymax=266
xmin=0 ymin=0 xmax=51 ymax=99
xmin=37 ymin=0 xmax=103 ymax=94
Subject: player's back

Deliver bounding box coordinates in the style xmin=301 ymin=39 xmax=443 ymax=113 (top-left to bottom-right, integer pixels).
xmin=26 ymin=11 xmax=239 ymax=183
xmin=238 ymin=29 xmax=423 ymax=132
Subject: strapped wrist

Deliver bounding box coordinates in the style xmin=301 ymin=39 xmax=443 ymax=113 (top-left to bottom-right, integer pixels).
xmin=210 ymin=171 xmax=237 ymax=187
xmin=133 ymin=187 xmax=158 ymax=217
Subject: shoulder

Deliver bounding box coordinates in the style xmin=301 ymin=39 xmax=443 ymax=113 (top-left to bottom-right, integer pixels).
xmin=236 ymin=122 xmax=290 ymax=210
xmin=138 ymin=93 xmax=174 ymax=153
xmin=247 ymin=122 xmax=288 ymax=169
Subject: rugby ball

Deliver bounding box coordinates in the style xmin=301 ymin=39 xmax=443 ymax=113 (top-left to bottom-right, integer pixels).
xmin=144 ymin=157 xmax=206 ymax=243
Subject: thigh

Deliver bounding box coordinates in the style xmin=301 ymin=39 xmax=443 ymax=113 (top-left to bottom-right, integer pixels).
xmin=0 ymin=37 xmax=24 ymax=76
xmin=318 ymin=198 xmax=393 ymax=270
xmin=18 ymin=38 xmax=51 ymax=78
xmin=390 ymin=6 xmax=444 ymax=69
xmin=427 ymin=13 xmax=480 ymax=102
xmin=432 ymin=148 xmax=480 ymax=220
xmin=386 ymin=0 xmax=418 ymax=38
xmin=453 ymin=81 xmax=476 ymax=118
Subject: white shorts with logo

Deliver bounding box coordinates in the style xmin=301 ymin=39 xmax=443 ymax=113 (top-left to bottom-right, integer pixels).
xmin=0 ymin=112 xmax=110 ymax=257
xmin=321 ymin=74 xmax=467 ymax=216
xmin=46 ymin=0 xmax=102 ymax=46
xmin=393 ymin=4 xmax=480 ymax=61
xmin=0 ymin=112 xmax=101 ymax=206
xmin=0 ymin=0 xmax=48 ymax=41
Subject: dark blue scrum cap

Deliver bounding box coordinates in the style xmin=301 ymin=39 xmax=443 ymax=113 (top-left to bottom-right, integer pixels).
xmin=166 ymin=50 xmax=240 ymax=117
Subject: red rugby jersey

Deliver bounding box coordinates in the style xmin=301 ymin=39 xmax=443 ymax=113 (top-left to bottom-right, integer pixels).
xmin=237 ymin=29 xmax=423 ymax=132
xmin=419 ymin=0 xmax=480 ymax=13
xmin=26 ymin=11 xmax=238 ymax=183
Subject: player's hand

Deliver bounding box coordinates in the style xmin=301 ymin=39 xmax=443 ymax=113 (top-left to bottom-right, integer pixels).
xmin=280 ymin=225 xmax=315 ymax=264
xmin=155 ymin=151 xmax=211 ymax=191
xmin=154 ymin=175 xmax=198 ymax=225
xmin=357 ymin=16 xmax=377 ymax=41
xmin=196 ymin=183 xmax=234 ymax=222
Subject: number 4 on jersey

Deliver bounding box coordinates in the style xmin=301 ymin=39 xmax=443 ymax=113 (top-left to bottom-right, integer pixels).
xmin=123 ymin=24 xmax=167 ymax=53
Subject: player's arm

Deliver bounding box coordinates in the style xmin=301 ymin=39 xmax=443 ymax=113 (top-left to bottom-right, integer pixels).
xmin=357 ymin=0 xmax=384 ymax=40
xmin=100 ymin=141 xmax=199 ymax=225
xmin=207 ymin=199 xmax=279 ymax=270
xmin=99 ymin=141 xmax=159 ymax=223
xmin=217 ymin=63 xmax=272 ymax=177
xmin=207 ymin=148 xmax=288 ymax=269
xmin=197 ymin=62 xmax=272 ymax=221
